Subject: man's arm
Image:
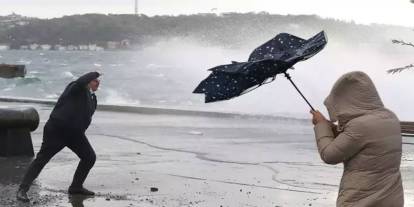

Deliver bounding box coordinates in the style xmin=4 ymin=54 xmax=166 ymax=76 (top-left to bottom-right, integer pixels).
xmin=75 ymin=72 xmax=100 ymax=87
xmin=67 ymin=72 xmax=100 ymax=93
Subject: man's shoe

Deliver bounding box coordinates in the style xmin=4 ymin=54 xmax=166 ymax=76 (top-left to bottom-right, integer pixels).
xmin=68 ymin=186 xmax=95 ymax=196
xmin=16 ymin=189 xmax=30 ymax=202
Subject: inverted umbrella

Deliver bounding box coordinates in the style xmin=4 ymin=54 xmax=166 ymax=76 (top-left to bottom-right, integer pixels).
xmin=193 ymin=31 xmax=327 ymax=110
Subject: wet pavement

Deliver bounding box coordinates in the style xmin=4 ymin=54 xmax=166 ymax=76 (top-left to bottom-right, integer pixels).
xmin=1 ymin=102 xmax=413 ymax=207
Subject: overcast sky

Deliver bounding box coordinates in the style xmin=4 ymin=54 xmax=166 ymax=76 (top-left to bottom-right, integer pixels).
xmin=1 ymin=0 xmax=413 ymax=27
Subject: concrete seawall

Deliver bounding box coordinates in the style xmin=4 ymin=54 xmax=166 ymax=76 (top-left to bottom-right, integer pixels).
xmin=1 ymin=96 xmax=412 ymax=134
xmin=0 ymin=96 xmax=308 ymax=122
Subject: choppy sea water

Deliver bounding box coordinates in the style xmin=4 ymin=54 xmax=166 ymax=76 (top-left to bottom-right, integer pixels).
xmin=1 ymin=39 xmax=414 ymax=120
xmin=0 ymin=50 xmax=199 ymax=106
xmin=0 ymin=47 xmax=314 ymax=118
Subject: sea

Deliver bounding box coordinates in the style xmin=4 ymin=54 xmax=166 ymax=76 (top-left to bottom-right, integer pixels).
xmin=1 ymin=38 xmax=413 ymax=120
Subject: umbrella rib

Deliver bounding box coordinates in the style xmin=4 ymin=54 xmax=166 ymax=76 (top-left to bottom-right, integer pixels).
xmin=239 ymin=77 xmax=276 ymax=96
xmin=239 ymin=85 xmax=261 ymax=96
xmin=284 ymin=73 xmax=315 ymax=111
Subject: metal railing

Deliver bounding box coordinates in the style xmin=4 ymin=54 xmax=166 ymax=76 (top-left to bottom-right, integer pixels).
xmin=401 ymin=121 xmax=414 ymax=137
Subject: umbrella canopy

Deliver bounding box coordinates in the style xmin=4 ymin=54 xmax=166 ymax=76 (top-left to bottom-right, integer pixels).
xmin=193 ymin=31 xmax=327 ymax=104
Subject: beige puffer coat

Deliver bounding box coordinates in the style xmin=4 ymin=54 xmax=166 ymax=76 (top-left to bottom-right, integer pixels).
xmin=314 ymin=71 xmax=404 ymax=207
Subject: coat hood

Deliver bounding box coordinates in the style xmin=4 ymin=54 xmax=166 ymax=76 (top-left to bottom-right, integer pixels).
xmin=324 ymin=71 xmax=384 ymax=127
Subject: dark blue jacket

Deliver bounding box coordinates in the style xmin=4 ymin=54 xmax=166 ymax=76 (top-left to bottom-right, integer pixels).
xmin=49 ymin=72 xmax=99 ymax=132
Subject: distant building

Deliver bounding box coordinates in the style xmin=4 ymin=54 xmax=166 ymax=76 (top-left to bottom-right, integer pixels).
xmin=40 ymin=44 xmax=51 ymax=51
xmin=20 ymin=45 xmax=29 ymax=50
xmin=67 ymin=45 xmax=78 ymax=51
xmin=88 ymin=44 xmax=97 ymax=51
xmin=7 ymin=13 xmax=23 ymax=21
xmin=120 ymin=39 xmax=131 ymax=49
xmin=54 ymin=44 xmax=66 ymax=51
xmin=107 ymin=41 xmax=120 ymax=50
xmin=0 ymin=44 xmax=10 ymax=50
xmin=95 ymin=46 xmax=104 ymax=51
xmin=29 ymin=43 xmax=39 ymax=50
xmin=78 ymin=45 xmax=88 ymax=50
xmin=0 ymin=13 xmax=30 ymax=29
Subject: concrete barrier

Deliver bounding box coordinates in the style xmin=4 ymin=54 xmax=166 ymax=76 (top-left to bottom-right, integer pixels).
xmin=0 ymin=107 xmax=39 ymax=157
xmin=0 ymin=96 xmax=309 ymax=122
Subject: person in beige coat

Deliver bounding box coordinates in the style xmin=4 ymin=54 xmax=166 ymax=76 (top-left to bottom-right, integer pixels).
xmin=310 ymin=71 xmax=404 ymax=207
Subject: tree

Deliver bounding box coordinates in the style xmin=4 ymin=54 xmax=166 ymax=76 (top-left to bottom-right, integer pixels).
xmin=387 ymin=0 xmax=414 ymax=73
xmin=387 ymin=39 xmax=414 ymax=74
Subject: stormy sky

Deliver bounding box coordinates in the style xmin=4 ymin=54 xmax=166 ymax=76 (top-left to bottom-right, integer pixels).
xmin=0 ymin=0 xmax=413 ymax=27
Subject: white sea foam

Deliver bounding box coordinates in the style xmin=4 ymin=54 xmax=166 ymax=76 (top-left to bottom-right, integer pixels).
xmin=102 ymin=89 xmax=140 ymax=105
xmin=45 ymin=94 xmax=59 ymax=99
xmin=187 ymin=131 xmax=204 ymax=135
xmin=0 ymin=36 xmax=412 ymax=119
xmin=62 ymin=71 xmax=75 ymax=79
xmin=16 ymin=59 xmax=32 ymax=64
xmin=109 ymin=64 xmax=124 ymax=67
xmin=146 ymin=63 xmax=176 ymax=70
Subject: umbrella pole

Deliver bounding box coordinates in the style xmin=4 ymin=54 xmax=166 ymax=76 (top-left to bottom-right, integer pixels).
xmin=284 ymin=73 xmax=315 ymax=111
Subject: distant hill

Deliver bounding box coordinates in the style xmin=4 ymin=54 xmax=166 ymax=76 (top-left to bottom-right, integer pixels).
xmin=0 ymin=12 xmax=412 ymax=49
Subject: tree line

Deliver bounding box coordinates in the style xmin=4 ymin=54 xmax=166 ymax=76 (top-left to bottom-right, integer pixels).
xmin=0 ymin=12 xmax=411 ymax=49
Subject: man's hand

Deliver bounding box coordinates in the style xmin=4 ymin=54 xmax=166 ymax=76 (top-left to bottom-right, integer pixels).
xmin=310 ymin=110 xmax=328 ymax=125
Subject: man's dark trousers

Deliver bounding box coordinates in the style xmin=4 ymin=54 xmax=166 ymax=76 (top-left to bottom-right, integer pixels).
xmin=19 ymin=121 xmax=96 ymax=191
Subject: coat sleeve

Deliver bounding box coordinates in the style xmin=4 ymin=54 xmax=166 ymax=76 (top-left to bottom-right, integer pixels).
xmin=67 ymin=72 xmax=100 ymax=93
xmin=75 ymin=72 xmax=100 ymax=87
xmin=313 ymin=121 xmax=364 ymax=164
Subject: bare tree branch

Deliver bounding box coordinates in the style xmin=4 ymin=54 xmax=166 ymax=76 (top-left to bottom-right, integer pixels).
xmin=387 ymin=1 xmax=413 ymax=74
xmin=387 ymin=64 xmax=414 ymax=74
xmin=392 ymin=39 xmax=414 ymax=47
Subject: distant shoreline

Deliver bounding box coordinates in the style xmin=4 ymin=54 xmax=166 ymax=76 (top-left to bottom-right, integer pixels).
xmin=1 ymin=13 xmax=411 ymax=50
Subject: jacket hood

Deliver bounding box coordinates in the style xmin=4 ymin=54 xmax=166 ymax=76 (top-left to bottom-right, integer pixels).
xmin=324 ymin=71 xmax=384 ymax=127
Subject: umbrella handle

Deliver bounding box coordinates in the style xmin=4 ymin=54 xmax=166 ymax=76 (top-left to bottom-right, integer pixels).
xmin=284 ymin=73 xmax=315 ymax=111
